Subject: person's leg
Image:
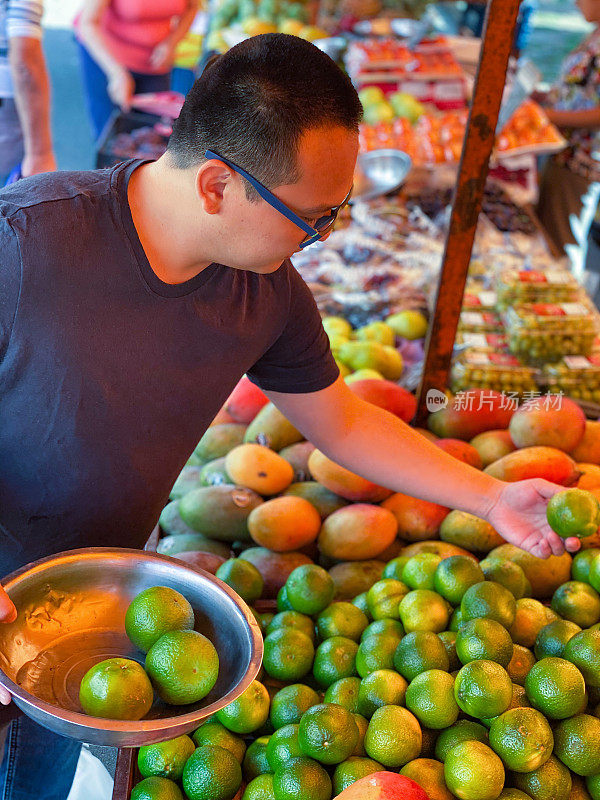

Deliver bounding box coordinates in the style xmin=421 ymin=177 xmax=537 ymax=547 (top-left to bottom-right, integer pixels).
xmin=0 ymin=99 xmax=25 ymax=185
xmin=76 ymin=40 xmax=118 ymax=141
xmin=0 ymin=715 xmax=81 ymax=800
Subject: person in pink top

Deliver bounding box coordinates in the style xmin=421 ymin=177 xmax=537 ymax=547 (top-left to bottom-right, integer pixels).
xmin=76 ymin=0 xmax=198 ymax=139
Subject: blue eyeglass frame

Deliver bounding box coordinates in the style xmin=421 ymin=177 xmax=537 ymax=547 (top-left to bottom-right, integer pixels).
xmin=204 ymin=149 xmax=351 ymax=249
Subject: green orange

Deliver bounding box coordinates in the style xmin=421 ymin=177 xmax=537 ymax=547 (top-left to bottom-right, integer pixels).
xmin=461 ymin=581 xmax=517 ymax=630
xmin=262 ymin=628 xmax=314 ymax=682
xmin=356 ymin=632 xmax=400 ymax=677
xmin=79 ymin=657 xmax=153 ymax=720
xmin=298 ymin=703 xmax=359 ymax=765
xmin=434 ymin=556 xmax=485 ymax=606
xmin=524 ymin=657 xmax=586 ymax=720
xmin=182 ymin=745 xmax=242 ymax=800
xmin=316 ymin=602 xmax=368 ymax=641
xmin=455 ymin=618 xmax=513 ymax=667
xmin=192 ymin=719 xmax=246 ymax=763
xmin=444 ymin=741 xmax=505 ymax=800
xmin=243 ymin=736 xmax=271 ymax=781
xmin=130 ymin=777 xmax=183 ymax=800
xmin=138 ymin=735 xmax=196 ymax=781
xmin=553 ymin=714 xmax=600 ymax=776
xmin=435 ymin=720 xmax=489 ymax=762
xmin=241 ymin=774 xmax=276 ymax=800
xmin=270 ymin=684 xmax=320 ymax=729
xmin=454 ymin=660 xmax=513 ymax=719
xmin=285 ymin=565 xmax=335 ymax=616
xmin=364 ymin=705 xmax=422 ymax=768
xmin=546 ymin=489 xmax=600 ymax=539
xmin=551 ymin=581 xmax=600 ymax=628
xmin=216 ymin=680 xmax=270 ymax=735
xmin=266 ymin=611 xmax=315 ymax=642
xmin=125 ymin=586 xmax=195 ymax=653
xmin=564 ymin=629 xmax=600 ymax=687
xmin=534 ymin=619 xmax=581 ymax=660
xmin=215 ymin=559 xmax=264 ymax=603
xmin=489 ymin=707 xmax=553 ymax=772
xmin=324 ymin=677 xmax=361 ymax=714
xmin=312 ymin=636 xmax=358 ymax=688
xmin=145 ymin=630 xmax=219 ymax=705
xmin=333 ymin=756 xmax=383 ymax=795
xmin=357 ymin=669 xmax=408 ymax=718
xmin=400 ymin=589 xmax=451 ymax=633
xmin=367 ymin=579 xmax=409 ymax=620
xmin=512 ymin=755 xmax=572 ymax=800
xmin=406 ymin=669 xmax=459 ymax=730
xmin=272 ymin=756 xmax=332 ymax=800
xmin=266 ymin=723 xmax=302 ymax=772
xmin=402 ymin=554 xmax=442 ymax=591
xmin=394 ymin=630 xmax=450 ymax=680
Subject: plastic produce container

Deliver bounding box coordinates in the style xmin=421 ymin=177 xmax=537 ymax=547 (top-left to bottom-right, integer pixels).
xmin=541 ymin=355 xmax=600 ymax=402
xmin=496 ymin=268 xmax=580 ymax=310
xmin=451 ymin=349 xmax=540 ymax=396
xmin=504 ymin=302 xmax=598 ymax=365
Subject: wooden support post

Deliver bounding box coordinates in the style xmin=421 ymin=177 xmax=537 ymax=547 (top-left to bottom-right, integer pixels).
xmin=414 ymin=0 xmax=521 ymax=425
xmin=112 ymin=747 xmax=135 ymax=800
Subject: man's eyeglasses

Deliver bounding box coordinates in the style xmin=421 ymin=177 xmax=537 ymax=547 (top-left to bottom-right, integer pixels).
xmin=204 ymin=149 xmax=352 ymax=249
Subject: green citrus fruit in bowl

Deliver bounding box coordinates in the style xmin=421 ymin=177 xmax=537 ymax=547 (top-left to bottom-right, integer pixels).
xmin=79 ymin=657 xmax=154 ymax=720
xmin=547 ymin=489 xmax=600 ymax=539
xmin=125 ymin=586 xmax=195 ymax=653
xmin=145 ymin=629 xmax=219 ymax=705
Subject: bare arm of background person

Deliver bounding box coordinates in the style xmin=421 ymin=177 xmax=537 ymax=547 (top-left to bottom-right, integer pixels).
xmin=7 ymin=0 xmax=56 ymax=176
xmin=77 ymin=0 xmax=135 ymax=111
xmin=148 ymin=0 xmax=199 ymax=71
xmin=0 ymin=587 xmax=17 ymax=705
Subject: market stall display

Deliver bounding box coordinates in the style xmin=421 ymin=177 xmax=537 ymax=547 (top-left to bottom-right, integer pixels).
xmin=113 ymin=380 xmax=600 ymax=800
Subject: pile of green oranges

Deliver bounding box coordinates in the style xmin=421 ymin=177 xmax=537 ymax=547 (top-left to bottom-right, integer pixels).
xmin=129 ymin=550 xmax=600 ymax=800
xmin=79 ymin=586 xmax=219 ymax=720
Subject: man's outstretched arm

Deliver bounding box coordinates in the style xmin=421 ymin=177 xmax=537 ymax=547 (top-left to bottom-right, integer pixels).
xmin=266 ymin=376 xmax=580 ymax=560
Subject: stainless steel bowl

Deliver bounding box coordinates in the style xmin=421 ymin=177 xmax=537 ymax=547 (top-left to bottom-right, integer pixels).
xmin=0 ymin=548 xmax=263 ymax=747
xmin=353 ymin=149 xmax=412 ymax=202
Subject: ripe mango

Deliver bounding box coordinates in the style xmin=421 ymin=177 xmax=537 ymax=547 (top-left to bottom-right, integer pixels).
xmin=323 ymin=316 xmax=352 ymax=339
xmin=435 ymin=438 xmax=483 ymax=469
xmin=335 ymin=772 xmax=428 ymax=800
xmin=194 ymin=423 xmax=247 ymax=464
xmin=484 ymin=446 xmax=580 ymax=485
xmin=318 ymin=504 xmax=398 ymax=561
xmin=509 ymin=396 xmax=586 ymax=453
xmin=487 ymin=543 xmax=572 ymax=599
xmin=279 ymin=441 xmax=315 ymax=482
xmin=381 ymin=492 xmax=449 ymax=542
xmin=354 ymin=321 xmax=396 ymax=347
xmin=329 ymin=560 xmax=386 ymax=600
xmin=226 ymin=443 xmax=294 ymax=495
xmin=337 ymin=341 xmax=403 ymax=381
xmin=470 ymin=430 xmax=516 ymax=467
xmin=428 ymin=390 xmax=514 ymax=440
xmin=308 ymin=449 xmax=392 ymax=503
xmin=179 ymin=484 xmax=263 ymax=542
xmin=199 ymin=457 xmax=231 ymax=487
xmin=157 ymin=532 xmax=231 ymax=560
xmin=439 ymin=510 xmax=505 ymax=554
xmin=224 ymin=376 xmax=268 ymax=425
xmin=169 ymin=466 xmax=203 ymax=500
xmin=400 ymin=540 xmax=477 ymax=561
xmin=159 ymin=500 xmax=198 ymax=537
xmin=577 ymin=463 xmax=600 ymax=491
xmin=571 ymin=421 xmax=600 ymax=464
xmin=243 ymin=403 xmax=304 ymax=451
xmin=283 ymin=482 xmax=349 ymax=519
xmin=174 ymin=550 xmax=227 ymax=575
xmin=239 ymin=547 xmax=313 ymax=597
xmin=348 ymin=379 xmax=416 ymax=423
xmin=208 ymin=406 xmax=237 ymax=426
xmin=248 ymin=496 xmax=321 ymax=552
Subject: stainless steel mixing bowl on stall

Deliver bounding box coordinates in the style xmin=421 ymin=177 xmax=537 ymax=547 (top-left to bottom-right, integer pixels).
xmin=0 ymin=547 xmax=263 ymax=747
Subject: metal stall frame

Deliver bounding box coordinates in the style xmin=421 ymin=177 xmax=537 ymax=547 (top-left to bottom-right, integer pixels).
xmin=415 ymin=0 xmax=522 ymax=424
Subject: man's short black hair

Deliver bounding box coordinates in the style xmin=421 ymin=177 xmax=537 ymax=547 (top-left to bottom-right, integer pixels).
xmin=168 ymin=33 xmax=363 ymax=195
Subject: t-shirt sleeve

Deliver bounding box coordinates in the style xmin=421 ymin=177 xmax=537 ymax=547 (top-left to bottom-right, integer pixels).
xmin=6 ymin=0 xmax=43 ymax=40
xmin=247 ymin=262 xmax=339 ymax=394
xmin=0 ymin=214 xmax=22 ymax=364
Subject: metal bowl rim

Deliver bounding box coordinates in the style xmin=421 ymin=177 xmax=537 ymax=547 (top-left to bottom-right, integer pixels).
xmin=352 ymin=149 xmax=412 ymax=202
xmin=0 ymin=547 xmax=263 ymax=734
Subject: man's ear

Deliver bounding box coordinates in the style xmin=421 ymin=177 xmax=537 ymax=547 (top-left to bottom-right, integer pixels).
xmin=196 ymin=161 xmax=232 ymax=214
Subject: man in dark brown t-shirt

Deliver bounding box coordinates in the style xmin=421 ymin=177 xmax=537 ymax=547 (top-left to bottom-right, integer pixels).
xmin=0 ymin=31 xmax=580 ymax=798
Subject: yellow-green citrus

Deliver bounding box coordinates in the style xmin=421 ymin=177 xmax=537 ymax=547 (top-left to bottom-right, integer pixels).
xmin=454 ymin=660 xmax=513 ymax=719
xmin=400 ymin=590 xmax=451 ymax=633
xmin=435 ymin=720 xmax=489 ymax=762
xmin=525 ymin=657 xmax=586 ymax=719
xmin=332 ymin=756 xmax=383 ymax=795
xmin=553 ymin=714 xmax=600 ymax=776
xmin=79 ymin=658 xmax=154 ymax=720
xmin=461 ymin=582 xmax=517 ymax=630
xmin=266 ymin=611 xmax=315 ymax=642
xmin=406 ymin=669 xmax=460 ymax=730
xmin=285 ymin=565 xmax=335 ymax=616
xmin=192 ymin=720 xmax=246 ymax=763
xmin=130 ymin=777 xmax=184 ymax=800
xmin=312 ymin=636 xmax=358 ymax=688
xmin=394 ymin=630 xmax=450 ymax=680
xmin=324 ymin=677 xmax=361 ymax=713
xmin=262 ymin=628 xmax=315 ymax=682
xmin=138 ymin=735 xmax=196 ymax=781
xmin=145 ymin=630 xmax=219 ymax=705
xmin=367 ymin=579 xmax=409 ymax=620
xmin=564 ymin=629 xmax=600 ymax=687
xmin=546 ymin=489 xmax=600 ymax=539
xmin=364 ymin=705 xmax=422 ymax=768
xmin=434 ymin=556 xmax=486 ymax=606
xmin=402 ymin=554 xmax=442 ymax=591
xmin=513 ymin=755 xmax=572 ymax=800
xmin=182 ymin=745 xmax=242 ymax=800
xmin=298 ymin=703 xmax=359 ymax=765
xmin=265 ymin=723 xmax=302 ymax=772
xmin=270 ymin=684 xmax=320 ymax=729
xmin=357 ymin=669 xmax=408 ymax=718
xmin=456 ymin=618 xmax=513 ymax=667
xmin=272 ymin=756 xmax=332 ymax=800
xmin=489 ymin=707 xmax=553 ymax=772
xmin=551 ymin=582 xmax=600 ymax=628
xmin=217 ymin=680 xmax=270 ymax=734
xmin=444 ymin=741 xmax=505 ymax=800
xmin=534 ymin=619 xmax=582 ymax=660
xmin=125 ymin=586 xmax=195 ymax=653
xmin=316 ymin=602 xmax=368 ymax=641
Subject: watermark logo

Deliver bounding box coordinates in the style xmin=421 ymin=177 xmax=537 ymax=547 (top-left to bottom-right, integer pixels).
xmin=426 ymin=389 xmax=449 ymax=413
